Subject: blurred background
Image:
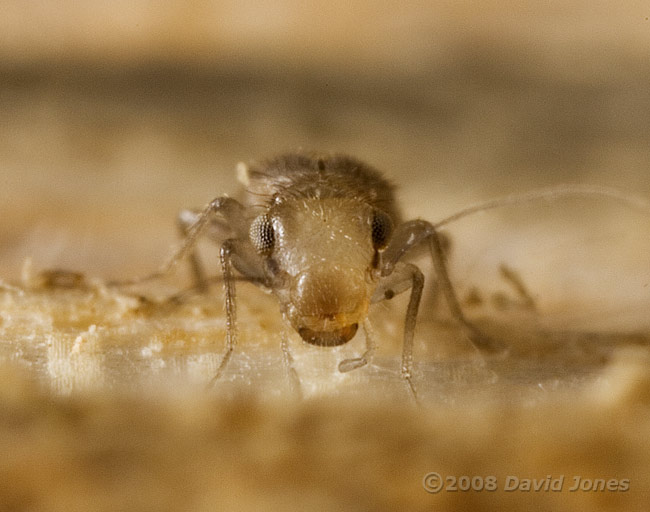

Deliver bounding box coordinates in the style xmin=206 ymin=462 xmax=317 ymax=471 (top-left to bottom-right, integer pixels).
xmin=1 ymin=0 xmax=650 ymax=327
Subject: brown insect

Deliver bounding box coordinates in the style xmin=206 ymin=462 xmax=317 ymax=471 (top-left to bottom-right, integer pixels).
xmin=118 ymin=152 xmax=650 ymax=400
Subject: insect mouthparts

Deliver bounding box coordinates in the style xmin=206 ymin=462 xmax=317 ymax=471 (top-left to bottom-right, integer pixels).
xmin=298 ymin=324 xmax=359 ymax=347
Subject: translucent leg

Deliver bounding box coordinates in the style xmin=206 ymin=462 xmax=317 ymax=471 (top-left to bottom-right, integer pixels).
xmin=371 ymin=262 xmax=424 ymax=403
xmin=207 ymin=239 xmax=238 ymax=388
xmin=338 ymin=319 xmax=377 ymax=373
xmin=281 ymin=333 xmax=303 ymax=399
xmin=428 ymin=228 xmax=506 ymax=355
xmin=382 ymin=219 xmax=506 ymax=356
xmin=398 ymin=263 xmax=424 ymax=404
xmin=177 ymin=209 xmax=209 ymax=292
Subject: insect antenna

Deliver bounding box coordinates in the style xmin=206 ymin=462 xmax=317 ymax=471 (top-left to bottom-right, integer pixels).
xmin=434 ymin=184 xmax=650 ymax=229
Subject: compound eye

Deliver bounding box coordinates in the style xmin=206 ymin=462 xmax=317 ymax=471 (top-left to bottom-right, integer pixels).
xmin=249 ymin=214 xmax=275 ymax=255
xmin=371 ymin=210 xmax=392 ymax=250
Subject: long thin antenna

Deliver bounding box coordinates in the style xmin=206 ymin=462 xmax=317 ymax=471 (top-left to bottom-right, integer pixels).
xmin=435 ymin=184 xmax=650 ymax=228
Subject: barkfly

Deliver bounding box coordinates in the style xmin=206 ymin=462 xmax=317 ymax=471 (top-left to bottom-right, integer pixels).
xmin=115 ymin=152 xmax=650 ymax=400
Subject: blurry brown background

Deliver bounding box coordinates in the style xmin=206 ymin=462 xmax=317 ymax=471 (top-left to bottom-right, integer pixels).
xmin=1 ymin=2 xmax=650 ymax=511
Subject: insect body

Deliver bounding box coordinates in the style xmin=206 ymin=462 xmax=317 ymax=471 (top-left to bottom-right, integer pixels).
xmin=171 ymin=153 xmax=495 ymax=398
xmin=127 ymin=152 xmax=650 ymax=399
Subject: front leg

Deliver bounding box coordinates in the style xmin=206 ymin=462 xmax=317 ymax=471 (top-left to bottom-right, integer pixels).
xmin=171 ymin=197 xmax=249 ymax=287
xmin=208 ymin=237 xmax=267 ymax=387
xmin=371 ymin=262 xmax=424 ymax=402
xmin=338 ymin=319 xmax=378 ymax=373
xmin=382 ymin=220 xmax=506 ymax=355
xmin=207 ymin=239 xmax=238 ymax=387
xmin=177 ymin=205 xmax=241 ymax=291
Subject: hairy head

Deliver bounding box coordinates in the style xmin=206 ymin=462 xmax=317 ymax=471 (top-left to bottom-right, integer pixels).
xmin=249 ymin=197 xmax=392 ymax=346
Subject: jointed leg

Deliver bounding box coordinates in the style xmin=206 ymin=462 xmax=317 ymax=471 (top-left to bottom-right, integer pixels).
xmin=498 ymin=264 xmax=536 ymax=310
xmin=397 ymin=264 xmax=424 ymax=403
xmin=207 ymin=239 xmax=238 ymax=387
xmin=166 ymin=197 xmax=248 ymax=282
xmin=382 ymin=220 xmax=505 ymax=355
xmin=281 ymin=333 xmax=303 ymax=399
xmin=203 ymin=236 xmax=268 ymax=388
xmin=338 ymin=319 xmax=377 ymax=373
xmin=372 ymin=262 xmax=424 ymax=403
xmin=177 ymin=209 xmax=209 ymax=291
xmin=428 ymin=228 xmax=505 ymax=354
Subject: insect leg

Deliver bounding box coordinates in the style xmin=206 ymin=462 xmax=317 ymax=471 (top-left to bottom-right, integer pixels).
xmin=281 ymin=332 xmax=303 ymax=399
xmin=382 ymin=220 xmax=505 ymax=355
xmin=177 ymin=208 xmax=235 ymax=242
xmin=177 ymin=209 xmax=210 ymax=291
xmin=177 ymin=198 xmax=258 ymax=292
xmin=497 ymin=264 xmax=536 ymax=310
xmin=207 ymin=238 xmax=240 ymax=387
xmin=427 ymin=226 xmax=505 ymax=354
xmin=338 ymin=318 xmax=377 ymax=373
xmin=371 ymin=261 xmax=424 ymax=402
xmin=204 ymin=237 xmax=266 ymax=388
